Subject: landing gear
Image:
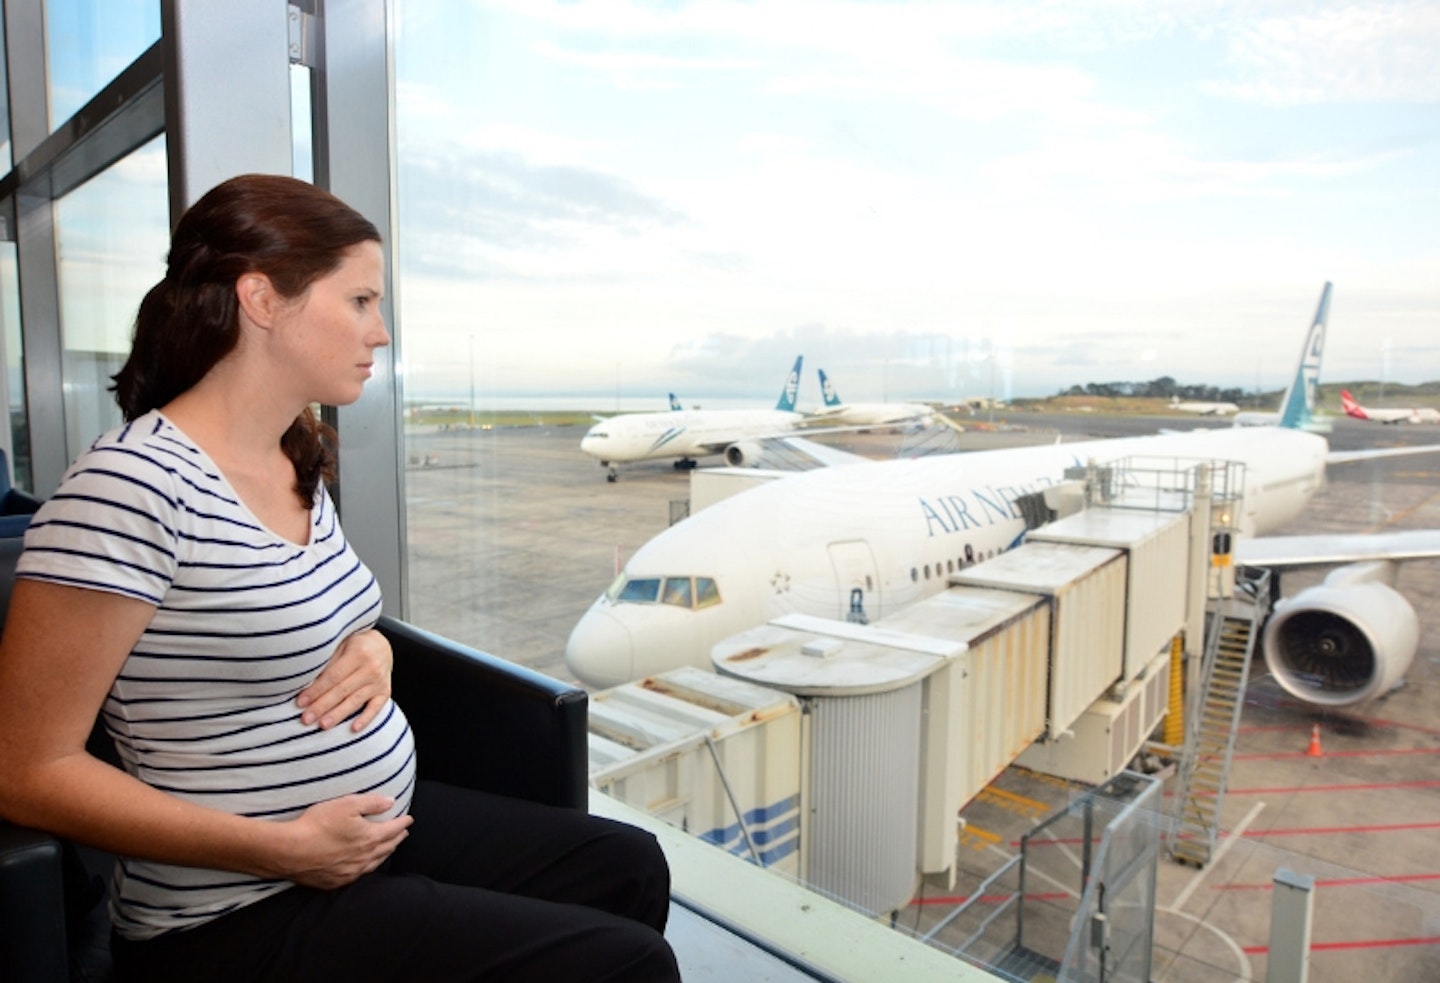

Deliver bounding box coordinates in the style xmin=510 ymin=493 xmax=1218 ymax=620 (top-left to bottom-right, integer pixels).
xmin=606 ymin=464 xmax=618 ymax=483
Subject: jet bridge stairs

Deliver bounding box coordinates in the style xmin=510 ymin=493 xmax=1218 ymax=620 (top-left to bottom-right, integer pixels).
xmin=1167 ymin=572 xmax=1271 ymax=867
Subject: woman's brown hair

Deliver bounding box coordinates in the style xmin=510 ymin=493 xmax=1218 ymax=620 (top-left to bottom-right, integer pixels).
xmin=112 ymin=174 xmax=381 ymax=507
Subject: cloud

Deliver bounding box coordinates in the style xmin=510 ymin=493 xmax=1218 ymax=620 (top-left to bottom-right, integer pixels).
xmin=1210 ymin=3 xmax=1440 ymax=106
xmin=397 ymin=139 xmax=688 ymax=279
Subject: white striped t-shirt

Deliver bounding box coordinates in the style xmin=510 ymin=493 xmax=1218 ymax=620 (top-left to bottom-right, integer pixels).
xmin=16 ymin=410 xmax=416 ymax=941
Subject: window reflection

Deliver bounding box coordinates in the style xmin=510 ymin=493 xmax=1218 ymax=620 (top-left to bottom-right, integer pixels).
xmin=53 ymin=138 xmax=167 ymax=458
xmin=615 ymin=577 xmax=661 ymax=604
xmin=0 ymin=12 xmax=10 ymax=171
xmin=45 ymin=0 xmax=160 ymax=128
xmin=661 ymin=577 xmax=692 ymax=608
xmin=0 ymin=245 xmax=28 ymax=489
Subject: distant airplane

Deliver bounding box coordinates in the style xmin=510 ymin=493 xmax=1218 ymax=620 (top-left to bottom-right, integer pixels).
xmin=1170 ymin=395 xmax=1239 ymax=416
xmin=1340 ymin=389 xmax=1440 ymax=424
xmin=567 ymin=282 xmax=1440 ymax=711
xmin=581 ymin=356 xmax=805 ymax=481
xmin=804 ymin=369 xmax=935 ymax=427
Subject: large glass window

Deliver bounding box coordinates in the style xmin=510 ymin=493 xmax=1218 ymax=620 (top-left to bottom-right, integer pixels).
xmin=392 ymin=1 xmax=1438 ymax=692
xmin=392 ymin=2 xmax=998 ymax=680
xmin=0 ymin=12 xmax=11 ymax=171
xmin=0 ymin=244 xmax=26 ymax=489
xmin=45 ymin=0 xmax=161 ymax=127
xmin=53 ymin=137 xmax=167 ymax=458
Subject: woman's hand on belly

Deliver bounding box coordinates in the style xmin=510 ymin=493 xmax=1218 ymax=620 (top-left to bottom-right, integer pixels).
xmin=271 ymin=793 xmax=413 ymax=889
xmin=297 ymin=628 xmax=393 ymax=731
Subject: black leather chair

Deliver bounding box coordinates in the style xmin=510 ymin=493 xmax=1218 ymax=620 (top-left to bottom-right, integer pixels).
xmin=0 ymin=450 xmax=42 ymax=539
xmin=0 ymin=535 xmax=589 ymax=982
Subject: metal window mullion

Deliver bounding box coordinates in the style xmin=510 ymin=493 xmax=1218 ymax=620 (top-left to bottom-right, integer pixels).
xmin=310 ymin=0 xmax=407 ymax=614
xmin=4 ymin=0 xmax=63 ymax=493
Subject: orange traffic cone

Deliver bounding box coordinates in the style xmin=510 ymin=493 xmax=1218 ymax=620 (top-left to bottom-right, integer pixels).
xmin=1306 ymin=723 xmax=1323 ymax=757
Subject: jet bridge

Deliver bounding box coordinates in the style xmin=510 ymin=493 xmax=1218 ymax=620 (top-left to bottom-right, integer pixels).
xmin=586 ymin=457 xmax=1263 ymax=969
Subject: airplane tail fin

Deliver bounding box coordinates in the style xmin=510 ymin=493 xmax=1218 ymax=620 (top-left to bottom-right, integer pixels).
xmin=818 ymin=369 xmax=842 ymax=408
xmin=775 ymin=355 xmax=804 ymax=412
xmin=1340 ymin=389 xmax=1367 ymax=420
xmin=1276 ymin=281 xmax=1331 ymax=430
xmin=669 ymin=393 xmax=683 ymax=412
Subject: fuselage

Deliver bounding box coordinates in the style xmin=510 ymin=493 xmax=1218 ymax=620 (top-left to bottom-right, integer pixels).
xmin=580 ymin=408 xmax=803 ymax=464
xmin=1172 ymin=400 xmax=1240 ymax=415
xmin=565 ymin=425 xmax=1329 ymax=688
xmin=806 ymin=402 xmax=934 ymax=427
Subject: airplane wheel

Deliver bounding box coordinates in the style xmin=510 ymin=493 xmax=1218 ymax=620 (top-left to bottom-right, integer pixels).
xmin=607 ymin=472 xmax=617 ymax=483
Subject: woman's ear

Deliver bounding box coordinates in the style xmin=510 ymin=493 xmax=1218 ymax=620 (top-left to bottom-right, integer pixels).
xmin=235 ymin=271 xmax=278 ymax=329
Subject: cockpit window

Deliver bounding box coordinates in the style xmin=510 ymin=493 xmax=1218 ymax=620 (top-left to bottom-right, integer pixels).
xmin=613 ymin=577 xmax=661 ymax=603
xmin=696 ymin=577 xmax=721 ymax=609
xmin=662 ymin=577 xmax=693 ymax=608
xmin=607 ymin=574 xmax=720 ymax=609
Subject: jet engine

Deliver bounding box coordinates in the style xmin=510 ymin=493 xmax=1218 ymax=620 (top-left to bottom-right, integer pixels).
xmin=724 ymin=441 xmax=765 ymax=467
xmin=1261 ymin=562 xmax=1417 ymax=707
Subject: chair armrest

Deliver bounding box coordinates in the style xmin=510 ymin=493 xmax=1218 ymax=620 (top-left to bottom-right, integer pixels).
xmin=0 ymin=488 xmax=42 ymax=516
xmin=0 ymin=823 xmax=70 ymax=983
xmin=380 ymin=615 xmax=589 ymax=811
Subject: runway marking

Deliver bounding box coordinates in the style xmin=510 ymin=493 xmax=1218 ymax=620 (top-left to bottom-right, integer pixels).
xmin=1170 ymin=801 xmax=1266 ymax=912
xmin=1374 ymin=486 xmax=1440 ymax=529
xmin=1152 ymin=905 xmax=1252 ymax=982
xmin=1240 ymin=717 xmax=1440 ymax=737
xmin=1360 ymin=715 xmax=1440 ymax=737
xmin=986 ymin=845 xmax=1080 ymax=900
xmin=1243 ymin=936 xmax=1440 ymax=955
xmin=975 ymin=786 xmax=1049 ymax=819
xmin=1213 ymin=872 xmax=1440 ymax=891
xmin=958 ymin=824 xmax=1001 ymax=851
xmin=1243 ymin=820 xmax=1440 ymax=838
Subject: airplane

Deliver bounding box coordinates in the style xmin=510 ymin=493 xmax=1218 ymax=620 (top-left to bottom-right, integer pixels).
xmin=1170 ymin=395 xmax=1239 ymax=416
xmin=580 ymin=356 xmax=805 ymax=482
xmin=566 ymin=282 xmax=1440 ymax=711
xmin=669 ymin=393 xmax=684 ymax=411
xmin=804 ymin=369 xmax=935 ymax=427
xmin=1340 ymin=389 xmax=1440 ymax=424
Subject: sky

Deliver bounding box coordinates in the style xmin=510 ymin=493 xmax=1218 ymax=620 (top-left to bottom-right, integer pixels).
xmin=390 ymin=1 xmax=1439 ymax=406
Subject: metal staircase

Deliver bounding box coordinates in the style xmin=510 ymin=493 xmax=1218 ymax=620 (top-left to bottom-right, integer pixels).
xmin=1169 ymin=576 xmax=1270 ymax=866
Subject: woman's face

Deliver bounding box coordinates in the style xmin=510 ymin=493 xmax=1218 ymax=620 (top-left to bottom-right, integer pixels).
xmin=271 ymin=241 xmax=390 ymax=407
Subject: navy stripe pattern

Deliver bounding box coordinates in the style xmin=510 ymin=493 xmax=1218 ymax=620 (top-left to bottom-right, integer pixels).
xmin=17 ymin=411 xmax=415 ymax=941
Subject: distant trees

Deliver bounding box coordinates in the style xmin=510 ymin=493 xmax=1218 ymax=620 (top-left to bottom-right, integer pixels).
xmin=1058 ymin=377 xmax=1247 ymax=402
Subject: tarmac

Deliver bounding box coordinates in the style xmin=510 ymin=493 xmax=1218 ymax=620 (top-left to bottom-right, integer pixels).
xmin=400 ymin=410 xmax=1440 ymax=981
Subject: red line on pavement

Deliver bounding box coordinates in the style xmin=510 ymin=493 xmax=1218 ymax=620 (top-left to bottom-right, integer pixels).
xmin=1361 ymin=716 xmax=1440 ymax=737
xmin=1213 ymin=872 xmax=1440 ymax=891
xmin=1234 ymin=746 xmax=1440 ymax=761
xmin=1226 ymin=779 xmax=1440 ymax=795
xmin=1244 ymin=821 xmax=1440 ymax=839
xmin=1017 ymin=820 xmax=1440 ymax=848
xmin=909 ymin=891 xmax=1069 ymax=906
xmin=1243 ymin=936 xmax=1440 ymax=955
xmin=1240 ymin=717 xmax=1440 ymax=738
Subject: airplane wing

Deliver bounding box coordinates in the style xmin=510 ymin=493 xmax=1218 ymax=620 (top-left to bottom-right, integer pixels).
xmin=1236 ymin=529 xmax=1440 ymax=569
xmin=775 ymin=436 xmax=871 ymax=467
xmin=1327 ymin=443 xmax=1440 ymax=465
xmin=700 ymin=433 xmax=874 ymax=470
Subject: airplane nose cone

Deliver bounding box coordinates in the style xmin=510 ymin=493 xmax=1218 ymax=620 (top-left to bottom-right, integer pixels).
xmin=565 ymin=605 xmax=634 ymax=689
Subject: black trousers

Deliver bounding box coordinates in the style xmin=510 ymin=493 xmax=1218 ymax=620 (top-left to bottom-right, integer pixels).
xmin=112 ymin=781 xmax=681 ymax=982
